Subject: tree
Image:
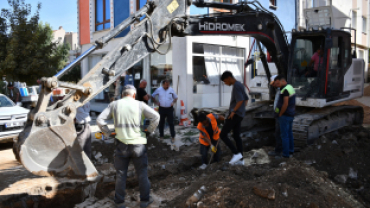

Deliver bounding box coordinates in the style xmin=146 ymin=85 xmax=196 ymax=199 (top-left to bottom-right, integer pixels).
xmin=60 ymin=64 xmax=81 ymax=83
xmin=0 ymin=0 xmax=69 ymax=85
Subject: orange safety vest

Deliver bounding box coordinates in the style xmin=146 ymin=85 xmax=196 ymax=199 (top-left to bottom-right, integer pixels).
xmin=197 ymin=114 xmax=220 ymax=146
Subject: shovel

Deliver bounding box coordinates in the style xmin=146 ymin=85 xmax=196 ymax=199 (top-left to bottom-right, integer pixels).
xmin=207 ymin=139 xmax=220 ymax=166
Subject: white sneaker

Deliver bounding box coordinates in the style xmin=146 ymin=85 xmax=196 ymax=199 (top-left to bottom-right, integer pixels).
xmin=232 ymin=159 xmax=244 ymax=166
xmin=229 ymin=153 xmax=243 ymax=164
xmin=198 ymin=164 xmax=207 ymax=170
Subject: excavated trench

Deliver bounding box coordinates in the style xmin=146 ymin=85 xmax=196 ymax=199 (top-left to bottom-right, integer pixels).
xmin=2 ymin=125 xmax=370 ymax=207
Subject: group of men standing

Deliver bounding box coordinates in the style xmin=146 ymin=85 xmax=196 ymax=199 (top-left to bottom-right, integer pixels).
xmin=93 ymin=70 xmax=296 ymax=208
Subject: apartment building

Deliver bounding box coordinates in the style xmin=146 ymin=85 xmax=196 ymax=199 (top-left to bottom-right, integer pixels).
xmin=52 ymin=26 xmax=80 ymax=64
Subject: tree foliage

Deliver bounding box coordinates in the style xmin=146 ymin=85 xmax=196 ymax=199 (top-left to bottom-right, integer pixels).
xmin=0 ymin=0 xmax=70 ymax=85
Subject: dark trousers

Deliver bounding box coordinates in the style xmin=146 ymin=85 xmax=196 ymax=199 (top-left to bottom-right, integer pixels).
xmin=114 ymin=141 xmax=150 ymax=204
xmin=278 ymin=115 xmax=294 ymax=157
xmin=220 ymin=114 xmax=243 ymax=155
xmin=274 ymin=118 xmax=283 ymax=153
xmin=75 ymin=123 xmax=92 ymax=159
xmin=158 ymin=106 xmax=175 ymax=138
xmin=200 ymin=139 xmax=221 ymax=164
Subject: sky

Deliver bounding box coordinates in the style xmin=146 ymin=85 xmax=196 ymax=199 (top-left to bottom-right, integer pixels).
xmin=0 ymin=0 xmax=78 ymax=32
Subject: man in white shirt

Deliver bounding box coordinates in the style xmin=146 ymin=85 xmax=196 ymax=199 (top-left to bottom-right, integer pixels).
xmin=151 ymin=80 xmax=178 ymax=143
xmin=75 ymin=101 xmax=92 ymax=159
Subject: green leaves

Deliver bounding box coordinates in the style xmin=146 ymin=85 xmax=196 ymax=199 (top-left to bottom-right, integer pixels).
xmin=0 ymin=0 xmax=71 ymax=85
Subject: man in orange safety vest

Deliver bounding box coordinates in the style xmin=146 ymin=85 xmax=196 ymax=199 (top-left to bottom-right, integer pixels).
xmin=197 ymin=112 xmax=225 ymax=170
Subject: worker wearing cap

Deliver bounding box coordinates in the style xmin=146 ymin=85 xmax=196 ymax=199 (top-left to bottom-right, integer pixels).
xmin=268 ymin=75 xmax=283 ymax=159
xmin=197 ymin=112 xmax=224 ymax=170
xmin=97 ymin=85 xmax=160 ymax=208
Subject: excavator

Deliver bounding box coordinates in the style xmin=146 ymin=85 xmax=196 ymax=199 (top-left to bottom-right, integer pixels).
xmin=13 ymin=0 xmax=365 ymax=179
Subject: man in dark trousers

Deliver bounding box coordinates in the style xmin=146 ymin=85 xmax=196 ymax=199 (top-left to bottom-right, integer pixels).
xmin=197 ymin=112 xmax=224 ymax=169
xmin=97 ymin=85 xmax=160 ymax=208
xmin=273 ymin=75 xmax=296 ymax=158
xmin=268 ymin=75 xmax=283 ymax=159
xmin=151 ymin=80 xmax=178 ymax=143
xmin=220 ymin=71 xmax=249 ymax=164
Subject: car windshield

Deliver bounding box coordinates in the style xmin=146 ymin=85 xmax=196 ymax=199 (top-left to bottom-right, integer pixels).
xmin=0 ymin=95 xmax=15 ymax=107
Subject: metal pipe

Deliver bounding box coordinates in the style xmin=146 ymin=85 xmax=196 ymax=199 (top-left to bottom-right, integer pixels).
xmin=58 ymin=81 xmax=92 ymax=94
xmin=55 ymin=45 xmax=97 ymax=78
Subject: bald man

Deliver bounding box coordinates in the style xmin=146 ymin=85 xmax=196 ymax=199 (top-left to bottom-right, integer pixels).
xmin=136 ymin=79 xmax=150 ymax=104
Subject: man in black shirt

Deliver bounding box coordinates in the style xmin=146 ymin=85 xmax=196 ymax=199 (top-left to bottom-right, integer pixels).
xmin=136 ymin=79 xmax=150 ymax=104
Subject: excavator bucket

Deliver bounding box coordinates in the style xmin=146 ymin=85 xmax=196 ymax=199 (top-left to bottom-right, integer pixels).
xmin=13 ymin=97 xmax=99 ymax=180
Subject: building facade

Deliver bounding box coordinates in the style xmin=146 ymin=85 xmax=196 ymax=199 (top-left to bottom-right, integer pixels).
xmin=77 ymin=0 xmax=251 ymax=117
xmin=52 ymin=26 xmax=80 ymax=64
xmin=296 ymin=0 xmax=370 ymax=81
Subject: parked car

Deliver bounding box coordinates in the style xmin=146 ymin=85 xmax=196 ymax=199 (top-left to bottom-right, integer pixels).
xmin=0 ymin=94 xmax=29 ymax=143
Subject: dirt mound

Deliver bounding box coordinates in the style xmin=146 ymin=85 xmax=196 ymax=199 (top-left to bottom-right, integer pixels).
xmin=334 ymin=100 xmax=370 ymax=124
xmin=364 ymin=85 xmax=370 ymax=96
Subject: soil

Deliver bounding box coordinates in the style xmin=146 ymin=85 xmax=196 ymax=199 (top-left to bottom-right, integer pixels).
xmin=364 ymin=85 xmax=370 ymax=96
xmin=334 ymin=100 xmax=370 ymax=124
xmin=85 ymin=126 xmax=370 ymax=208
xmin=3 ymin=126 xmax=370 ymax=207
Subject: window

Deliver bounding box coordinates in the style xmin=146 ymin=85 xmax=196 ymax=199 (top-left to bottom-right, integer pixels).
xmin=192 ymin=43 xmax=244 ymax=107
xmin=352 ymin=11 xmax=357 ymax=29
xmin=192 ymin=43 xmax=244 ymax=86
xmin=363 ymin=17 xmax=367 ymax=33
xmin=95 ymin=0 xmax=110 ymax=31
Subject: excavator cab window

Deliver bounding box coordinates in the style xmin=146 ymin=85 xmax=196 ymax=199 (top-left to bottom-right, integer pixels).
xmin=290 ymin=35 xmax=325 ymax=98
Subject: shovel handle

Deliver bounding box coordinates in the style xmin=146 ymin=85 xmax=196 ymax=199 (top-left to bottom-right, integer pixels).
xmin=207 ymin=139 xmax=220 ymax=166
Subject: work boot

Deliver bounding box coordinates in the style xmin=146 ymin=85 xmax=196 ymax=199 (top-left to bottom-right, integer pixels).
xmin=140 ymin=197 xmax=154 ymax=208
xmin=229 ymin=153 xmax=243 ymax=164
xmin=115 ymin=203 xmax=126 ymax=208
xmin=198 ymin=164 xmax=207 ymax=170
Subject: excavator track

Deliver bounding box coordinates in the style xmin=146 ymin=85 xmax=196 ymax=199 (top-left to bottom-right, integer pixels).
xmin=293 ymin=105 xmax=364 ymax=146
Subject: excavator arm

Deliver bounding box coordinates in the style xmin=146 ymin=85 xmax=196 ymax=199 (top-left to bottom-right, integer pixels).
xmin=14 ymin=0 xmax=289 ymax=179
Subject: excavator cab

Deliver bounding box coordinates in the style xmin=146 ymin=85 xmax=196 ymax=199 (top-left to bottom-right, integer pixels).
xmin=289 ymin=29 xmax=364 ymax=108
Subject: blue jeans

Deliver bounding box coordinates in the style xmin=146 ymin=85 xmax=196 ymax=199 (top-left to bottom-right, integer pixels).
xmin=114 ymin=141 xmax=150 ymax=204
xmin=278 ymin=115 xmax=294 ymax=157
xmin=274 ymin=118 xmax=282 ymax=153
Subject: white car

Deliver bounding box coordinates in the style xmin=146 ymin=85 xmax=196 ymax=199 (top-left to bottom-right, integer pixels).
xmin=0 ymin=94 xmax=29 ymax=143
